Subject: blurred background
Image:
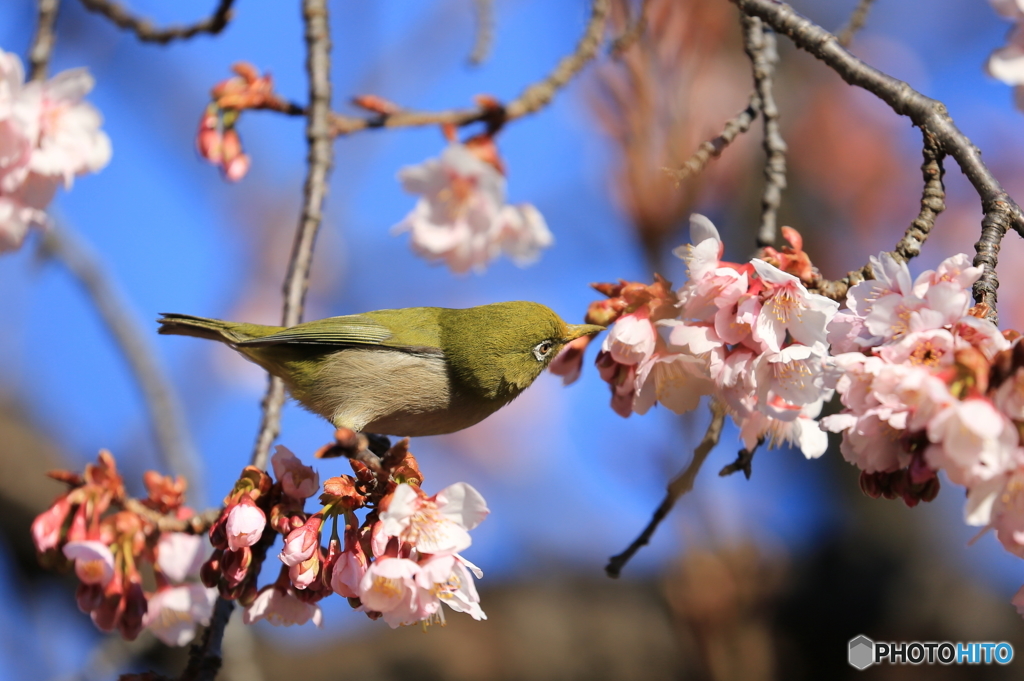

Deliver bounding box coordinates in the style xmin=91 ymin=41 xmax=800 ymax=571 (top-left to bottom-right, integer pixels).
xmin=3 ymin=0 xmax=1024 ymax=678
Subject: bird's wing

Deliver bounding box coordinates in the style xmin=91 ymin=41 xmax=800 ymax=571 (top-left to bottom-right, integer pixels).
xmin=236 ymin=314 xmax=392 ymax=347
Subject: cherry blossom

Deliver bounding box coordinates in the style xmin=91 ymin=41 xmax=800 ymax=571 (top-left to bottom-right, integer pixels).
xmin=392 ymin=143 xmax=551 ymax=273
xmin=63 ymin=540 xmax=115 ymax=587
xmin=144 ymin=584 xmax=217 ymax=646
xmin=279 ymin=515 xmax=323 ymax=567
xmin=244 ymin=584 xmax=323 ymax=627
xmin=750 ymin=259 xmax=839 ymax=353
xmin=379 ymin=482 xmax=489 ymax=556
xmin=358 ymin=557 xmax=423 ymax=628
xmin=157 ymin=532 xmax=208 ymax=584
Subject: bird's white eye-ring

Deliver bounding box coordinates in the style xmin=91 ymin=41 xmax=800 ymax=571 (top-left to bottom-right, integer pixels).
xmin=533 ymin=340 xmax=555 ymax=361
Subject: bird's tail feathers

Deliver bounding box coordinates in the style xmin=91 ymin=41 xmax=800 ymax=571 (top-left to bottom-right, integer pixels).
xmin=157 ymin=313 xmax=248 ymax=344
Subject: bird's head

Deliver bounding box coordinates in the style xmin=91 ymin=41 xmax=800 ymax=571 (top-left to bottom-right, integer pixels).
xmin=441 ymin=301 xmax=604 ymax=401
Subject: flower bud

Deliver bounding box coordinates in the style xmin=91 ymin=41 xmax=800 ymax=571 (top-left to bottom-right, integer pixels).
xmin=225 ymin=495 xmax=265 ymax=551
xmin=279 ymin=515 xmax=322 ymax=567
xmin=32 ymin=496 xmax=71 ymax=552
xmin=221 ymin=547 xmax=253 ymax=589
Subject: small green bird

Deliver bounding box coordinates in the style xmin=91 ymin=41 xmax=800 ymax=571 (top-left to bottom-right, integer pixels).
xmin=158 ymin=301 xmax=603 ymax=437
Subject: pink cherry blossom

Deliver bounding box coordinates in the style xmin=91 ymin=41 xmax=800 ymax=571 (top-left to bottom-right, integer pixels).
xmin=225 ymin=496 xmax=266 ymax=551
xmin=495 ymin=203 xmax=553 ymax=266
xmin=753 ymin=343 xmax=831 ymax=418
xmin=416 ymin=553 xmax=486 ymax=622
xmin=243 ymin=584 xmax=323 ymax=627
xmin=63 ymin=540 xmax=115 ymax=587
xmin=672 ymin=213 xmax=723 ymax=283
xmin=26 ymin=68 xmax=111 ymax=186
xmin=741 ymin=401 xmax=828 ymax=459
xmin=750 ymin=259 xmax=839 ymax=353
xmin=144 ymin=584 xmax=217 ymax=646
xmin=358 ymin=557 xmax=423 ymax=628
xmin=379 ymin=482 xmax=489 ymax=556
xmin=392 ymin=144 xmax=550 ymax=273
xmin=157 ymin=532 xmax=207 ymax=583
xmin=289 ymin=554 xmax=320 ymax=590
xmin=924 ymin=398 xmax=1022 ymax=488
xmin=601 ymin=311 xmax=657 ymax=366
xmin=271 ymin=445 xmax=320 ymax=499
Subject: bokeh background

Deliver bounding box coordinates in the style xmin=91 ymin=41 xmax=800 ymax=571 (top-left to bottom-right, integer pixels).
xmin=3 ymin=0 xmax=1024 ymax=678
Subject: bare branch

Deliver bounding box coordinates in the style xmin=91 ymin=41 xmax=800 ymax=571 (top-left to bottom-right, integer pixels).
xmin=122 ymin=498 xmax=220 ymax=534
xmin=38 ymin=226 xmax=203 ymax=498
xmin=742 ymin=14 xmax=787 ymax=248
xmin=250 ymin=0 xmax=334 ymax=471
xmin=27 ymin=0 xmax=61 ymax=81
xmin=329 ymin=0 xmax=610 ymax=135
xmin=606 ymin=400 xmax=726 ymax=578
xmin=811 ymin=136 xmax=946 ymax=301
xmin=836 ymin=0 xmax=876 ymax=48
xmin=77 ymin=0 xmax=234 ymax=44
xmin=179 ymin=597 xmax=234 ymax=681
xmin=469 ymin=0 xmax=495 ymax=66
xmin=665 ymin=92 xmax=761 ymax=185
xmin=733 ymin=0 xmax=1024 ymax=318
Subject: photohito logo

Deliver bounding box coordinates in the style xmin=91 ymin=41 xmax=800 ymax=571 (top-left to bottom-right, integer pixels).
xmin=848 ymin=635 xmax=1014 ymax=669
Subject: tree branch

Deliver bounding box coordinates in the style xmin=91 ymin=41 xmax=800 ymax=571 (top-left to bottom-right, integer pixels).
xmin=329 ymin=0 xmax=610 ymax=136
xmin=179 ymin=597 xmax=234 ymax=681
xmin=732 ymin=0 xmax=1024 ymax=318
xmin=836 ymin=0 xmax=875 ymax=48
xmin=664 ymin=92 xmax=761 ymax=184
xmin=122 ymin=498 xmax=220 ymax=534
xmin=606 ymin=400 xmax=726 ymax=578
xmin=38 ymin=226 xmax=203 ymax=498
xmin=810 ymin=135 xmax=946 ymax=301
xmin=742 ymin=14 xmax=787 ymax=248
xmin=250 ymin=0 xmax=334 ymax=471
xmin=77 ymin=0 xmax=234 ymax=44
xmin=27 ymin=0 xmax=61 ymax=81
xmin=468 ymin=0 xmax=495 ymax=66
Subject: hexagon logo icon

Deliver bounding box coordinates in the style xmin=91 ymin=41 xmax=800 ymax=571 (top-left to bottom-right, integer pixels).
xmin=848 ymin=635 xmax=875 ymax=670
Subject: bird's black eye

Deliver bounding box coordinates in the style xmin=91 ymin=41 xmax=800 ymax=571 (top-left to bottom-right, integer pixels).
xmin=532 ymin=340 xmax=555 ymax=361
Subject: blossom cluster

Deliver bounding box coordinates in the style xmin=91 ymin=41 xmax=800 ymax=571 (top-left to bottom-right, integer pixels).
xmin=235 ymin=437 xmax=490 ymax=629
xmin=392 ymin=137 xmax=553 ymax=274
xmin=560 ymin=212 xmax=1024 ymax=618
xmin=0 ymin=47 xmax=111 ymax=252
xmin=554 ymin=215 xmax=836 ymax=460
xmin=31 ymin=451 xmax=215 ymax=646
xmin=195 ymin=63 xmax=284 ymax=181
xmin=988 ymin=0 xmax=1024 ymax=110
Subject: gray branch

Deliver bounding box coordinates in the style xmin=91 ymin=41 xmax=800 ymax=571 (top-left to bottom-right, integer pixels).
xmin=742 ymin=14 xmax=787 ymax=248
xmin=733 ymin=0 xmax=1024 ymax=319
xmin=250 ymin=0 xmax=334 ymax=470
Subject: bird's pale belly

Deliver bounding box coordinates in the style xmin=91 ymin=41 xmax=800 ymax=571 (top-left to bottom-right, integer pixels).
xmin=284 ymin=347 xmax=501 ymax=437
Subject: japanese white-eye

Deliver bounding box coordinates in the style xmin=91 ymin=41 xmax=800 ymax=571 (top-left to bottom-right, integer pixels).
xmin=158 ymin=301 xmax=603 ymax=437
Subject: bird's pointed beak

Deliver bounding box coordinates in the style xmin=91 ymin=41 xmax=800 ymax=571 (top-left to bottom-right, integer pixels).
xmin=564 ymin=324 xmax=605 ymax=342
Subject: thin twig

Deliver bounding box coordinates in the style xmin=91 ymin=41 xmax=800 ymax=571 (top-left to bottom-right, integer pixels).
xmin=180 ymin=597 xmax=234 ymax=681
xmin=733 ymin=0 xmax=1024 ymax=319
xmin=38 ymin=226 xmax=203 ymax=499
xmin=27 ymin=0 xmax=61 ymax=81
xmin=609 ymin=0 xmax=650 ymax=58
xmin=664 ymin=91 xmax=761 ymax=184
xmin=123 ymin=498 xmax=220 ymax=534
xmin=836 ymin=0 xmax=876 ymax=48
xmin=329 ymin=0 xmax=610 ymax=135
xmin=250 ymin=0 xmax=334 ymax=471
xmin=811 ymin=136 xmax=946 ymax=301
xmin=742 ymin=14 xmax=787 ymax=248
xmin=606 ymin=400 xmax=726 ymax=578
xmin=77 ymin=0 xmax=234 ymax=44
xmin=468 ymin=0 xmax=495 ymax=66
